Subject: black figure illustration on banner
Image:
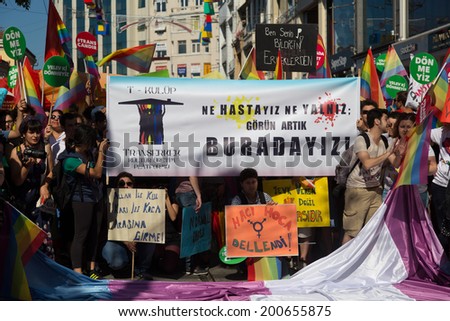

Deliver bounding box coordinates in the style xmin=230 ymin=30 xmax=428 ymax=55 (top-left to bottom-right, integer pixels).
xmin=119 ymin=98 xmax=183 ymax=144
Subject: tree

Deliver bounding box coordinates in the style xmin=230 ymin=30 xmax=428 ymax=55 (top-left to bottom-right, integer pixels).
xmin=0 ymin=0 xmax=31 ymax=10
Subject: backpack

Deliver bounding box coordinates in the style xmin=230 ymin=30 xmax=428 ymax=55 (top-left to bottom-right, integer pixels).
xmin=335 ymin=132 xmax=388 ymax=187
xmin=50 ymin=160 xmax=78 ymax=210
xmin=50 ymin=150 xmax=88 ymax=210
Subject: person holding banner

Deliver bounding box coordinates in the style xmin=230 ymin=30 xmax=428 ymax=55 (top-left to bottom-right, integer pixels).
xmin=174 ymin=176 xmax=208 ymax=275
xmin=153 ymin=184 xmax=182 ymax=276
xmin=231 ymin=169 xmax=276 ymax=206
xmin=102 ymin=172 xmax=156 ymax=280
xmin=230 ymin=168 xmax=277 ymax=277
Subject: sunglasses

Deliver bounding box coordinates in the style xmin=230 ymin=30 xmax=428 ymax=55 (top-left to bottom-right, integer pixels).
xmin=118 ymin=180 xmax=133 ymax=187
xmin=361 ymin=110 xmax=369 ymax=115
xmin=51 ymin=115 xmax=61 ymax=120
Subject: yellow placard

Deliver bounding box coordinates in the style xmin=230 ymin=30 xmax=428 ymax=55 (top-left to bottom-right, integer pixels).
xmin=225 ymin=204 xmax=299 ymax=258
xmin=263 ymin=178 xmax=330 ymax=228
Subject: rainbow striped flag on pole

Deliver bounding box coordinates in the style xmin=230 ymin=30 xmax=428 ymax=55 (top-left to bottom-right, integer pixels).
xmin=380 ymin=45 xmax=408 ymax=100
xmin=309 ymin=34 xmax=331 ymax=79
xmin=54 ymin=71 xmax=87 ymax=113
xmin=274 ymin=49 xmax=283 ymax=80
xmin=238 ymin=47 xmax=265 ymax=80
xmin=97 ymin=44 xmax=156 ymax=73
xmin=0 ymin=201 xmax=46 ymax=300
xmin=394 ymin=113 xmax=433 ymax=188
xmin=361 ymin=48 xmax=386 ymax=108
xmin=22 ymin=57 xmax=46 ymax=117
xmin=45 ymin=0 xmax=72 ymax=62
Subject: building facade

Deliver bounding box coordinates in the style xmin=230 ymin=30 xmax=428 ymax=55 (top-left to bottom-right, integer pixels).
xmin=56 ymin=0 xmax=220 ymax=77
xmin=219 ymin=0 xmax=450 ymax=79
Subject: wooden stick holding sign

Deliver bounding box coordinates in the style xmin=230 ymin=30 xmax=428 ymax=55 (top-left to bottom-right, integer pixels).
xmin=107 ymin=188 xmax=167 ymax=279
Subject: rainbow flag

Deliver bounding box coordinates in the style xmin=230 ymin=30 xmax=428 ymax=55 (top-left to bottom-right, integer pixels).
xmin=238 ymin=47 xmax=265 ymax=80
xmin=361 ymin=48 xmax=386 ymax=108
xmin=430 ymin=53 xmax=450 ymax=114
xmin=0 ymin=201 xmax=46 ymax=300
xmin=247 ymin=257 xmax=282 ymax=281
xmin=54 ymin=71 xmax=87 ymax=113
xmin=84 ymin=55 xmax=100 ymax=80
xmin=394 ymin=113 xmax=433 ymax=188
xmin=380 ymin=45 xmax=408 ymax=100
xmin=274 ymin=50 xmax=283 ymax=80
xmin=97 ymin=44 xmax=156 ymax=73
xmin=45 ymin=0 xmax=71 ymax=61
xmin=22 ymin=57 xmax=45 ymax=116
xmin=309 ymin=34 xmax=331 ymax=79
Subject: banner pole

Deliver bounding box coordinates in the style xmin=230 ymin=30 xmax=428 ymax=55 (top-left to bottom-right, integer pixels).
xmin=131 ymin=251 xmax=135 ymax=280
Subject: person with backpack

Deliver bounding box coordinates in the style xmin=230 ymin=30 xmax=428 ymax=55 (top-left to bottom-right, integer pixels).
xmin=57 ymin=124 xmax=109 ymax=277
xmin=342 ymin=109 xmax=405 ymax=245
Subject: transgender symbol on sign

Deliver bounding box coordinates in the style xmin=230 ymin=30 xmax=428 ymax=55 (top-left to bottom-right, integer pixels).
xmin=248 ymin=218 xmax=266 ymax=238
xmin=119 ymin=98 xmax=183 ymax=145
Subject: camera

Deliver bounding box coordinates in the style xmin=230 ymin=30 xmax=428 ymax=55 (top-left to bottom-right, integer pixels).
xmin=22 ymin=148 xmax=47 ymax=162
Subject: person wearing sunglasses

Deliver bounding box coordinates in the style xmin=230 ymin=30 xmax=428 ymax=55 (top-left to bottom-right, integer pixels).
xmin=45 ymin=110 xmax=65 ymax=164
xmin=356 ymin=99 xmax=378 ymax=133
xmin=101 ymin=172 xmax=156 ymax=280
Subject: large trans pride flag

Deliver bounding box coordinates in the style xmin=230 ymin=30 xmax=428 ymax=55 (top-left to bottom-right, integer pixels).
xmin=19 ymin=186 xmax=450 ymax=301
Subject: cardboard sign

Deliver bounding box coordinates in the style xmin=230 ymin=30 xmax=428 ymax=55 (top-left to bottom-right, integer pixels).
xmin=43 ymin=56 xmax=70 ymax=87
xmin=7 ymin=66 xmax=18 ymax=88
xmin=263 ymin=178 xmax=330 ymax=228
xmin=2 ymin=27 xmax=26 ymax=60
xmin=107 ymin=188 xmax=166 ymax=243
xmin=76 ymin=31 xmax=98 ymax=56
xmin=410 ymin=52 xmax=438 ymax=85
xmin=225 ymin=204 xmax=298 ymax=257
xmin=180 ymin=202 xmax=212 ymax=258
xmin=255 ymin=24 xmax=318 ymax=72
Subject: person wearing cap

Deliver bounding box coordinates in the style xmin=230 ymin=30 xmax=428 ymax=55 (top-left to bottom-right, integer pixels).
xmin=231 ymin=168 xmax=276 ymax=205
xmin=230 ymin=168 xmax=277 ymax=279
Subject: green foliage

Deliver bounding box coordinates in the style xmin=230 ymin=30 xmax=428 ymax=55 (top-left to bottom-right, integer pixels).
xmin=0 ymin=0 xmax=31 ymax=10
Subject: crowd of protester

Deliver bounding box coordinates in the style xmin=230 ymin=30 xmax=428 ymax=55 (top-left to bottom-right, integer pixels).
xmin=1 ymin=88 xmax=449 ymax=281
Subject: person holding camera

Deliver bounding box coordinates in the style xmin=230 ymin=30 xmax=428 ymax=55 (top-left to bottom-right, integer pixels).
xmin=9 ymin=116 xmax=54 ymax=258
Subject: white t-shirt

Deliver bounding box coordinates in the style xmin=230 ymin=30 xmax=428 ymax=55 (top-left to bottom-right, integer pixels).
xmin=431 ymin=126 xmax=450 ymax=188
xmin=49 ymin=131 xmax=66 ymax=164
xmin=346 ymin=133 xmax=389 ymax=188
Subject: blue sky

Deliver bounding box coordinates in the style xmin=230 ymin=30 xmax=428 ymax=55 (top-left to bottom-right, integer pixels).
xmin=0 ymin=0 xmax=48 ymax=68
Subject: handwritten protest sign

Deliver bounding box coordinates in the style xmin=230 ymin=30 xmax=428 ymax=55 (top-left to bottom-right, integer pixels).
xmin=107 ymin=188 xmax=165 ymax=243
xmin=263 ymin=178 xmax=330 ymax=228
xmin=180 ymin=202 xmax=212 ymax=258
xmin=225 ymin=204 xmax=298 ymax=257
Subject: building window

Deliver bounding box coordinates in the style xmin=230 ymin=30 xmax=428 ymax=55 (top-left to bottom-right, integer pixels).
xmin=195 ymin=0 xmax=203 ymax=6
xmin=204 ymin=45 xmax=209 ymax=53
xmin=192 ymin=40 xmax=200 ymax=53
xmin=156 ymin=49 xmax=167 ymax=58
xmin=138 ymin=0 xmax=146 ymax=8
xmin=178 ymin=40 xmax=187 ymax=54
xmin=139 ymin=40 xmax=146 ymax=46
xmin=156 ymin=0 xmax=167 ymax=12
xmin=180 ymin=0 xmax=188 ymax=7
